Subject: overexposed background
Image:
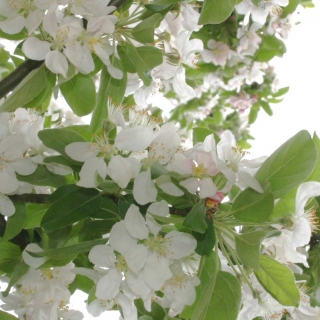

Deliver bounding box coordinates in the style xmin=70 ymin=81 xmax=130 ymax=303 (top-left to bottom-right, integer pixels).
xmin=250 ymin=3 xmax=320 ymax=158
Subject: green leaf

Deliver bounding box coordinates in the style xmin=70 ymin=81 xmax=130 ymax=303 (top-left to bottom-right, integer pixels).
xmin=235 ymin=231 xmax=269 ymax=270
xmin=25 ymin=203 xmax=51 ymax=229
xmin=0 ymin=310 xmax=19 ymax=319
xmin=182 ymin=252 xmax=241 ymax=320
xmin=256 ymin=35 xmax=286 ymax=62
xmin=0 ymin=65 xmax=46 ymax=112
xmin=118 ymin=43 xmax=163 ymax=86
xmin=193 ymin=217 xmax=216 ymax=255
xmin=254 ymin=255 xmax=300 ymax=307
xmin=90 ymin=63 xmax=127 ymax=132
xmin=0 ymin=242 xmax=21 ymax=273
xmin=0 ymin=28 xmax=28 ymax=40
xmin=307 ymin=133 xmax=320 ymax=182
xmin=60 ymin=73 xmax=96 ymax=116
xmin=193 ymin=127 xmax=215 ymax=145
xmin=31 ymin=238 xmax=107 ymax=260
xmin=255 ymin=130 xmax=317 ymax=199
xmin=3 ymin=203 xmax=26 ymax=241
xmin=2 ymin=261 xmax=29 ymax=297
xmin=132 ymin=13 xmax=162 ymax=43
xmin=231 ymin=189 xmax=274 ymax=223
xmin=269 ymin=188 xmax=296 ymax=220
xmin=69 ymin=274 xmax=95 ymax=295
xmin=145 ymin=0 xmax=177 ymax=12
xmin=16 ymin=165 xmax=67 ymax=188
xmin=249 ymin=102 xmax=260 ymax=124
xmin=91 ymin=197 xmax=120 ymax=219
xmin=273 ymin=86 xmax=289 ymax=97
xmin=23 ymin=68 xmax=56 ymax=111
xmin=260 ymin=100 xmax=273 ymax=116
xmin=183 ymin=200 xmax=207 ymax=233
xmin=198 ymin=0 xmax=237 ymax=25
xmin=38 ymin=128 xmax=86 ymax=159
xmin=41 ymin=188 xmax=102 ymax=231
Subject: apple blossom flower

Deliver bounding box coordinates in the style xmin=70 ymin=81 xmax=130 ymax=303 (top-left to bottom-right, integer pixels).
xmin=0 ymin=0 xmax=44 ymax=35
xmin=202 ymin=40 xmax=231 ymax=67
xmin=213 ymin=130 xmax=265 ymax=192
xmin=65 ymin=137 xmax=115 ymax=188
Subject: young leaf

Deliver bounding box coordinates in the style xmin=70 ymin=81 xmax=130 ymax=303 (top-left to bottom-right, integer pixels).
xmin=60 ymin=73 xmax=96 ymax=116
xmin=3 ymin=203 xmax=26 ymax=241
xmin=255 ymin=130 xmax=317 ymax=199
xmin=16 ymin=165 xmax=67 ymax=188
xmin=193 ymin=127 xmax=214 ymax=145
xmin=38 ymin=128 xmax=86 ymax=159
xmin=182 ymin=252 xmax=241 ymax=320
xmin=32 ymin=238 xmax=108 ymax=260
xmin=254 ymin=254 xmax=300 ymax=307
xmin=25 ymin=203 xmax=51 ymax=229
xmin=90 ymin=62 xmax=127 ymax=132
xmin=0 ymin=65 xmax=46 ymax=112
xmin=198 ymin=0 xmax=237 ymax=25
xmin=0 ymin=310 xmax=19 ymax=319
xmin=231 ymin=188 xmax=274 ymax=223
xmin=0 ymin=242 xmax=21 ymax=273
xmin=118 ymin=43 xmax=163 ymax=86
xmin=2 ymin=261 xmax=29 ymax=297
xmin=183 ymin=199 xmax=207 ymax=233
xmin=235 ymin=231 xmax=269 ymax=270
xmin=192 ymin=217 xmax=216 ymax=255
xmin=41 ymin=188 xmax=102 ymax=231
xmin=131 ymin=13 xmax=162 ymax=43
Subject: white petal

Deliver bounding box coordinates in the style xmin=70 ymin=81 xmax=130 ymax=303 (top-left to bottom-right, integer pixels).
xmin=124 ymin=244 xmax=148 ymax=274
xmin=179 ymin=177 xmax=199 ymax=194
xmin=96 ymin=268 xmax=122 ymax=300
xmin=11 ymin=158 xmax=37 ymax=175
xmin=295 ymin=182 xmax=320 ymax=216
xmin=126 ymin=271 xmax=152 ymax=296
xmin=165 ymin=230 xmax=197 ymax=259
xmin=115 ymin=126 xmax=154 ymax=152
xmin=198 ymin=178 xmax=218 ymax=198
xmin=0 ymin=15 xmax=25 ymax=34
xmin=0 ymin=195 xmax=15 ymax=217
xmin=147 ymin=200 xmax=169 ymax=217
xmin=0 ymin=164 xmax=19 ymax=194
xmin=143 ymin=252 xmax=172 ymax=290
xmin=133 ymin=169 xmax=157 ymax=205
xmin=22 ymin=243 xmax=46 ymax=268
xmin=65 ymin=142 xmax=99 ymax=162
xmin=89 ymin=245 xmax=116 ymax=268
xmin=292 ymin=217 xmax=312 ymax=248
xmin=107 ymin=155 xmax=140 ymax=188
xmin=22 ymin=37 xmax=51 ymax=60
xmin=45 ymin=50 xmax=68 ymax=78
xmin=78 ymin=157 xmax=107 ymax=188
xmin=125 ymin=204 xmax=149 ymax=240
xmin=109 ymin=221 xmax=137 ymax=255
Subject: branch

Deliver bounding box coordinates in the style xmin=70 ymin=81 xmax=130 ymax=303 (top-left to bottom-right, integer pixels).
xmin=8 ymin=194 xmax=50 ymax=204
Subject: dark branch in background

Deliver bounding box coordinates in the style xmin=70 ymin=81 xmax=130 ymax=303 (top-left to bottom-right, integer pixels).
xmin=0 ymin=59 xmax=43 ymax=99
xmin=0 ymin=0 xmax=131 ymax=99
xmin=8 ymin=194 xmax=50 ymax=204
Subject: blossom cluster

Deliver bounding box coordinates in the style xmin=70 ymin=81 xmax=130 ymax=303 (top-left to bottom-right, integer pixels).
xmin=0 ymin=108 xmax=71 ymax=217
xmin=0 ymin=256 xmax=83 ymax=320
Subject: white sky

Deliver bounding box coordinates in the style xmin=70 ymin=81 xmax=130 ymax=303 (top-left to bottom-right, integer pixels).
xmin=249 ymin=3 xmax=320 ymax=158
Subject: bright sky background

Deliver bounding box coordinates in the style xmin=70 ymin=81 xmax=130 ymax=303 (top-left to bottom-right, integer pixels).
xmin=249 ymin=3 xmax=320 ymax=158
